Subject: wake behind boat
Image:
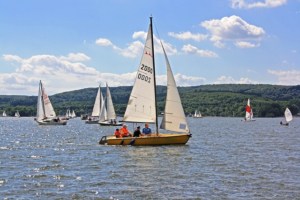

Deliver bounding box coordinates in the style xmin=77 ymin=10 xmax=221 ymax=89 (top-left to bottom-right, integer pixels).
xmin=36 ymin=80 xmax=67 ymax=125
xmin=99 ymin=17 xmax=191 ymax=146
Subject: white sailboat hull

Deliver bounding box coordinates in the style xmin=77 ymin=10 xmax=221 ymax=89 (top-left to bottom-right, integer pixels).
xmin=98 ymin=121 xmax=122 ymax=126
xmin=37 ymin=119 xmax=67 ymax=125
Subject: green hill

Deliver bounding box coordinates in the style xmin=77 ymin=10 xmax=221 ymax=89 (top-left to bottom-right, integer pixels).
xmin=1 ymin=84 xmax=299 ymax=117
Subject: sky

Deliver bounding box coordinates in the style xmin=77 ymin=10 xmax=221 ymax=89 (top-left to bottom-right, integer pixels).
xmin=0 ymin=0 xmax=300 ymax=95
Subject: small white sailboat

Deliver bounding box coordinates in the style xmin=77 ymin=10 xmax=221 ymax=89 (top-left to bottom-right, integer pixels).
xmin=99 ymin=83 xmax=122 ymax=126
xmin=2 ymin=111 xmax=7 ymax=117
xmin=244 ymin=98 xmax=255 ymax=122
xmin=36 ymin=80 xmax=67 ymax=125
xmin=71 ymin=110 xmax=76 ymax=118
xmin=193 ymin=110 xmax=202 ymax=118
xmin=14 ymin=111 xmax=20 ymax=118
xmin=86 ymin=85 xmax=106 ymax=124
xmin=65 ymin=109 xmax=71 ymax=119
xmin=280 ymin=107 xmax=293 ymax=126
xmin=99 ymin=17 xmax=191 ymax=146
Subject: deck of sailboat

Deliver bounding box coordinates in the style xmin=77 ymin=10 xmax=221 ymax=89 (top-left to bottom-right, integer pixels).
xmin=99 ymin=133 xmax=191 ymax=146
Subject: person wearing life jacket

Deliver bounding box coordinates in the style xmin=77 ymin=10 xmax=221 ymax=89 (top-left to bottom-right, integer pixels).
xmin=114 ymin=128 xmax=122 ymax=138
xmin=120 ymin=124 xmax=132 ymax=137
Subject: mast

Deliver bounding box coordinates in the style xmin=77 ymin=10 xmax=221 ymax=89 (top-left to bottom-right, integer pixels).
xmin=40 ymin=81 xmax=46 ymax=119
xmin=150 ymin=16 xmax=159 ymax=134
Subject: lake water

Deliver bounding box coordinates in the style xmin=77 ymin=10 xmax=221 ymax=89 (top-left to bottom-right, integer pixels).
xmin=0 ymin=117 xmax=299 ymax=199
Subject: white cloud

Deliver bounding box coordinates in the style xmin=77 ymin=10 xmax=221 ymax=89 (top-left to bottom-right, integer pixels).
xmin=168 ymin=32 xmax=208 ymax=42
xmin=155 ymin=73 xmax=206 ymax=86
xmin=235 ymin=41 xmax=260 ymax=48
xmin=60 ymin=53 xmax=91 ymax=62
xmin=182 ymin=44 xmax=218 ymax=57
xmin=95 ymin=31 xmax=178 ymax=58
xmin=201 ymin=15 xmax=265 ymax=48
xmin=268 ymin=69 xmax=300 ymax=85
xmin=214 ymin=75 xmax=259 ymax=84
xmin=231 ymin=0 xmax=287 ymax=9
xmin=3 ymin=54 xmax=23 ymax=63
xmin=0 ymin=53 xmax=205 ymax=95
xmin=95 ymin=38 xmax=113 ymax=46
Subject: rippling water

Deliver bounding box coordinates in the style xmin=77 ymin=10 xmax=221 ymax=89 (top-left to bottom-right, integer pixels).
xmin=0 ymin=117 xmax=299 ymax=199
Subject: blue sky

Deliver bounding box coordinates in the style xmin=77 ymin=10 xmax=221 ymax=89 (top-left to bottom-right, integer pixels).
xmin=0 ymin=0 xmax=299 ymax=95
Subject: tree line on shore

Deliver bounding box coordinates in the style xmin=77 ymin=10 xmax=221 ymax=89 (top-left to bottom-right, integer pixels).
xmin=1 ymin=84 xmax=300 ymax=118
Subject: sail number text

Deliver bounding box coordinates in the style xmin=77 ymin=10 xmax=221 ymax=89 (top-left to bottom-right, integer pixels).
xmin=140 ymin=64 xmax=153 ymax=74
xmin=138 ymin=73 xmax=151 ymax=83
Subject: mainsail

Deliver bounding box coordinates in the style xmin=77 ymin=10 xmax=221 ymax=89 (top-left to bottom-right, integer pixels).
xmin=105 ymin=83 xmax=117 ymax=121
xmin=123 ymin=23 xmax=156 ymax=123
xmin=245 ymin=99 xmax=252 ymax=120
xmin=91 ymin=85 xmax=105 ymax=117
xmin=37 ymin=81 xmax=56 ymax=121
xmin=284 ymin=107 xmax=293 ymax=123
xmin=160 ymin=43 xmax=189 ymax=133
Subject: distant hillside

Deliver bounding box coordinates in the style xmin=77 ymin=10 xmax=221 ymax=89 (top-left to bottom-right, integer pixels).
xmin=1 ymin=84 xmax=299 ymax=117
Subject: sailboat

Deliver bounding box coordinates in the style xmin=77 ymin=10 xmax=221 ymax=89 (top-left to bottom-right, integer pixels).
xmin=71 ymin=110 xmax=76 ymax=118
xmin=280 ymin=107 xmax=293 ymax=126
xmin=98 ymin=83 xmax=122 ymax=126
xmin=86 ymin=85 xmax=106 ymax=124
xmin=2 ymin=111 xmax=7 ymax=117
xmin=244 ymin=98 xmax=255 ymax=122
xmin=65 ymin=109 xmax=71 ymax=119
xmin=14 ymin=111 xmax=20 ymax=118
xmin=36 ymin=80 xmax=67 ymax=125
xmin=99 ymin=17 xmax=191 ymax=146
xmin=193 ymin=110 xmax=202 ymax=118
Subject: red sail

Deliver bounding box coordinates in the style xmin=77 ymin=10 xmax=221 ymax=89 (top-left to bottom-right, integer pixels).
xmin=246 ymin=105 xmax=251 ymax=113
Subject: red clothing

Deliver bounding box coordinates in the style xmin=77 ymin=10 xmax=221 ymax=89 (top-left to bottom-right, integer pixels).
xmin=120 ymin=127 xmax=130 ymax=137
xmin=114 ymin=130 xmax=121 ymax=138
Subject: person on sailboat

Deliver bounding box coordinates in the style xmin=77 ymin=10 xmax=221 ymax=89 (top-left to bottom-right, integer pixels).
xmin=114 ymin=128 xmax=122 ymax=138
xmin=120 ymin=124 xmax=132 ymax=137
xmin=142 ymin=123 xmax=152 ymax=136
xmin=133 ymin=126 xmax=142 ymax=137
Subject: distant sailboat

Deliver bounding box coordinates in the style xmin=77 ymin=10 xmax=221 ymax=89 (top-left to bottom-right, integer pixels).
xmin=193 ymin=110 xmax=202 ymax=118
xmin=99 ymin=83 xmax=122 ymax=126
xmin=86 ymin=85 xmax=106 ymax=124
xmin=99 ymin=17 xmax=191 ymax=145
xmin=36 ymin=80 xmax=67 ymax=125
xmin=244 ymin=98 xmax=255 ymax=122
xmin=65 ymin=109 xmax=71 ymax=119
xmin=2 ymin=111 xmax=7 ymax=117
xmin=71 ymin=110 xmax=76 ymax=118
xmin=14 ymin=111 xmax=20 ymax=118
xmin=280 ymin=107 xmax=293 ymax=126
